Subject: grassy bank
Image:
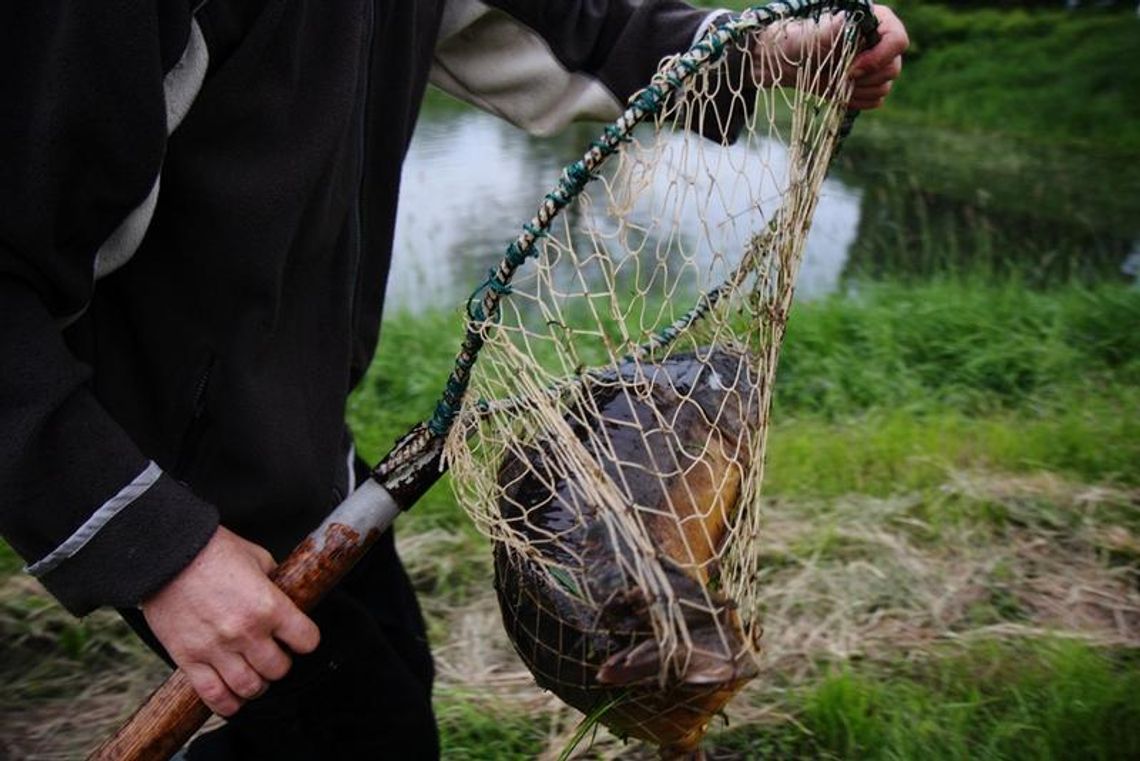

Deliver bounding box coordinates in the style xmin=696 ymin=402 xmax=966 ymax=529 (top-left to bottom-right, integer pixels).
xmin=876 ymin=1 xmax=1140 ymax=151
xmin=350 ymin=278 xmax=1139 ymax=528
xmin=703 ymin=1 xmax=1140 ymax=151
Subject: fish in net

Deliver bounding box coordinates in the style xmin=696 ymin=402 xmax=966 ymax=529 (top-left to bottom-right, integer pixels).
xmin=443 ymin=2 xmax=877 ymax=755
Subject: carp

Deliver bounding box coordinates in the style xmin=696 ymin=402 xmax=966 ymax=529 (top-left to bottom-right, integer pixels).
xmin=494 ymin=347 xmax=761 ymax=756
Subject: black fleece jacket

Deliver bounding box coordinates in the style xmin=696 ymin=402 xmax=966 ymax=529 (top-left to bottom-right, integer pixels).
xmin=0 ymin=0 xmax=712 ymax=615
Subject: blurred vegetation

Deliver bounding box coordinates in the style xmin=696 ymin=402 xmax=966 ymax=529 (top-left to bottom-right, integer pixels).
xmin=703 ymin=0 xmax=1140 ymax=151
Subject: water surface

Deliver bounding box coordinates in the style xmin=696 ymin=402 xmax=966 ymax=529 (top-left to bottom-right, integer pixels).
xmin=386 ymin=98 xmax=1137 ymax=316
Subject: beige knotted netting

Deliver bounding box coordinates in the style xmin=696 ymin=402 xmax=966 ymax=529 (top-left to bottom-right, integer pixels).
xmin=439 ymin=2 xmax=874 ymax=754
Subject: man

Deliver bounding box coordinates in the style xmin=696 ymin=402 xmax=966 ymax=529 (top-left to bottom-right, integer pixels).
xmin=0 ymin=2 xmax=907 ymax=757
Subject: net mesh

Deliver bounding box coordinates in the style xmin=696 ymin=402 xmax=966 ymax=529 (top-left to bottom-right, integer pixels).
xmin=443 ymin=4 xmax=867 ymax=753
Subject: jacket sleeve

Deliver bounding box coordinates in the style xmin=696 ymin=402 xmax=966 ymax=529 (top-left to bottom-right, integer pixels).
xmin=431 ymin=0 xmax=726 ymax=136
xmin=0 ymin=3 xmax=219 ymax=615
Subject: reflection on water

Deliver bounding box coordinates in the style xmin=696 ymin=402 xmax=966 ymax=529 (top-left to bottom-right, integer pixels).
xmin=387 ymin=109 xmax=860 ymax=315
xmin=388 ymin=102 xmax=1138 ymax=316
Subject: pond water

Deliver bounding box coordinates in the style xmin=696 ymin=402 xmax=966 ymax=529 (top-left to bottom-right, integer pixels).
xmin=385 ymin=97 xmax=1138 ymax=316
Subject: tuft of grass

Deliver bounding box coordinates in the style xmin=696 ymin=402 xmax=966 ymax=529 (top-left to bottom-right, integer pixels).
xmin=774 ymin=279 xmax=1140 ymax=419
xmin=0 ymin=542 xmax=22 ymax=577
xmin=557 ymin=691 xmax=630 ymax=761
xmin=725 ymin=639 xmax=1140 ymax=761
xmin=434 ymin=690 xmax=551 ymax=760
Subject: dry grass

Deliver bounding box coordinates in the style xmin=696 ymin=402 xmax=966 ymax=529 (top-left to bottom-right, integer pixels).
xmin=401 ymin=470 xmax=1140 ymax=758
xmin=0 ymin=576 xmax=167 ymax=760
xmin=3 ymin=469 xmax=1137 ymax=759
xmin=755 ymin=477 xmax=1140 ymax=677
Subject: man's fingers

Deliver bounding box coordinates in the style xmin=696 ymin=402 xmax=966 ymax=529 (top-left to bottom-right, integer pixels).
xmin=854 ymin=81 xmax=892 ymax=97
xmin=215 ymin=651 xmax=268 ymax=701
xmin=852 ymin=7 xmax=910 ymax=77
xmin=246 ymin=638 xmax=294 ymax=682
xmin=184 ymin=662 xmax=243 ymax=717
xmin=850 ymin=94 xmax=887 ymax=111
xmin=272 ymin=599 xmax=321 ymax=655
xmin=852 ymin=58 xmax=901 ymax=87
xmin=850 ymin=82 xmax=891 ymax=110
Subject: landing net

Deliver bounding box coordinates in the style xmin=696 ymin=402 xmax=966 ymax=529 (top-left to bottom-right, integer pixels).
xmin=443 ymin=2 xmax=872 ymax=753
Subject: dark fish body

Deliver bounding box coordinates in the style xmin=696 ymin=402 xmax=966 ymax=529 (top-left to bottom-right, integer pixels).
xmin=494 ymin=347 xmax=760 ymax=754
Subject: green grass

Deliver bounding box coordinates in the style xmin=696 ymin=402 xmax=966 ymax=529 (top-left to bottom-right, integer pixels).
xmin=700 ymin=1 xmax=1140 ymax=151
xmin=776 ymin=280 xmax=1140 ymax=417
xmin=0 ymin=543 xmax=21 ymax=577
xmin=884 ymin=3 xmax=1140 ymax=150
xmin=694 ymin=2 xmax=1140 ymax=271
xmin=435 ymin=690 xmax=551 ymax=760
xmin=715 ymin=639 xmax=1140 ymax=760
xmin=5 ymin=245 xmax=1138 ymax=758
xmin=766 ymin=396 xmax=1140 ymax=497
xmin=351 ymin=279 xmax=1139 ymax=514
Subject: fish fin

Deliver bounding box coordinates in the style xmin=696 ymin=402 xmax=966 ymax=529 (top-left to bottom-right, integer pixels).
xmin=596 ymin=639 xmax=660 ymax=685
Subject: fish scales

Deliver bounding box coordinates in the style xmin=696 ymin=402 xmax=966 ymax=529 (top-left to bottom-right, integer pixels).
xmin=494 ymin=347 xmax=761 ymax=755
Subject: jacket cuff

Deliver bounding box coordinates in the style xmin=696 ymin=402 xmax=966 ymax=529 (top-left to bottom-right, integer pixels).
xmin=30 ymin=471 xmax=219 ymax=616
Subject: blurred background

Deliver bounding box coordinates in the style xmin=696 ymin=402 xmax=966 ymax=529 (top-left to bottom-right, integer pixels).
xmin=3 ymin=2 xmax=1138 ymax=758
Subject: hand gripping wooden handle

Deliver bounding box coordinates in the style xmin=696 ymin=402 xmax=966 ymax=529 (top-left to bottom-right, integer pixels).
xmin=88 ymin=477 xmax=405 ymax=761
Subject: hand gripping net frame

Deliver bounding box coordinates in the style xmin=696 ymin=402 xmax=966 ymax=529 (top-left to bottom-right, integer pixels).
xmin=441 ymin=1 xmax=876 ymax=753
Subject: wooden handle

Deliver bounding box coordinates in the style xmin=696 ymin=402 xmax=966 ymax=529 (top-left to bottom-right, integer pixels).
xmin=89 ymin=479 xmax=404 ymax=761
xmin=88 ymin=671 xmax=212 ymax=761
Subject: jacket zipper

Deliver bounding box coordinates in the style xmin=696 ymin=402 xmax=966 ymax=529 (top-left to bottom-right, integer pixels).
xmin=173 ymin=356 xmax=215 ymax=479
xmin=348 ymin=0 xmax=375 ymax=339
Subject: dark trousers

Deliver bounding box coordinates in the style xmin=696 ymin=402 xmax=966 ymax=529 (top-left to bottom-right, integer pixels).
xmin=121 ymin=525 xmax=439 ymax=760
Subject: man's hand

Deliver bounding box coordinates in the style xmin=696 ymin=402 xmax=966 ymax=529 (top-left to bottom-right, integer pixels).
xmin=752 ymin=4 xmax=909 ymax=111
xmin=141 ymin=526 xmax=320 ymax=716
xmin=849 ymin=5 xmax=909 ymax=111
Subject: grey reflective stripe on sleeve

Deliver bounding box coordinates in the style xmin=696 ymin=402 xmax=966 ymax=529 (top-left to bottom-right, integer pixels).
xmin=92 ymin=18 xmax=209 ymax=282
xmin=26 ymin=461 xmax=164 ymax=577
xmin=346 ymin=443 xmax=357 ymax=496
